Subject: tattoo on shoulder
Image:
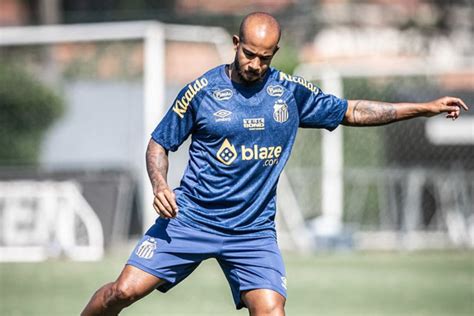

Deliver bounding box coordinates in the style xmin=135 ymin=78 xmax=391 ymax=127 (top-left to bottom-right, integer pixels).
xmin=353 ymin=100 xmax=397 ymax=126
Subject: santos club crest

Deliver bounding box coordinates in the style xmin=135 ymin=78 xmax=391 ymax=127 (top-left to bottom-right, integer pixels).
xmin=273 ymin=99 xmax=289 ymax=123
xmin=135 ymin=237 xmax=156 ymax=259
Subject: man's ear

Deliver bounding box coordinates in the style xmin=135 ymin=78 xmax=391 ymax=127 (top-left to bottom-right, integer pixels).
xmin=232 ymin=35 xmax=240 ymax=50
xmin=273 ymin=45 xmax=280 ymax=55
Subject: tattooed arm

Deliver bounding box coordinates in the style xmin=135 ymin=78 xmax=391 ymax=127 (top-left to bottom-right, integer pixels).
xmin=342 ymin=97 xmax=469 ymax=126
xmin=146 ymin=139 xmax=178 ymax=218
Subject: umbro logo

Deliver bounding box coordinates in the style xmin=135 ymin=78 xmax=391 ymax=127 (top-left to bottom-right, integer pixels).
xmin=213 ymin=110 xmax=232 ymax=122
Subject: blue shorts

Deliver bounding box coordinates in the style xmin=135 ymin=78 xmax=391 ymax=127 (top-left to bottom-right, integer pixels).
xmin=127 ymin=218 xmax=287 ymax=309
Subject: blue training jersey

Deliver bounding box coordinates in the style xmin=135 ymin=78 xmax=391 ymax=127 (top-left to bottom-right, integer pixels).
xmin=152 ymin=65 xmax=348 ymax=237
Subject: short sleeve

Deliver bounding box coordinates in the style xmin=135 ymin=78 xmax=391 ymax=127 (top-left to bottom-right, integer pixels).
xmin=151 ymin=82 xmax=201 ymax=152
xmin=282 ymin=73 xmax=348 ymax=131
xmin=298 ymin=89 xmax=348 ymax=130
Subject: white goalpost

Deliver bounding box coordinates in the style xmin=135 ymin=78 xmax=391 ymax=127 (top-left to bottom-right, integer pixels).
xmin=0 ymin=21 xmax=233 ymax=260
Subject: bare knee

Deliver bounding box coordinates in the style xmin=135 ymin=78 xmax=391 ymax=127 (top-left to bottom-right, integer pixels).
xmin=248 ymin=301 xmax=284 ymax=315
xmin=106 ymin=281 xmax=139 ymax=308
xmin=242 ymin=289 xmax=285 ymax=316
xmin=80 ymin=281 xmax=137 ymax=316
xmin=82 ymin=266 xmax=163 ymax=316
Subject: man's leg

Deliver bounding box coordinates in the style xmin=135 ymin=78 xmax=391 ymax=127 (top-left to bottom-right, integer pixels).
xmin=81 ymin=265 xmax=166 ymax=316
xmin=241 ymin=289 xmax=286 ymax=316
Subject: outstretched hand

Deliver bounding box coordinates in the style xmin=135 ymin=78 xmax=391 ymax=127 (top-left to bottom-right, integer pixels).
xmin=428 ymin=96 xmax=469 ymax=120
xmin=153 ymin=186 xmax=178 ymax=219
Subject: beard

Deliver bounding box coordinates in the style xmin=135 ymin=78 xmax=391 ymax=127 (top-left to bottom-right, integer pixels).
xmin=233 ymin=56 xmax=262 ymax=84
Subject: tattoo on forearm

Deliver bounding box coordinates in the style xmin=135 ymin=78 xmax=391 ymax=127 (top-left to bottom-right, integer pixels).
xmin=146 ymin=145 xmax=169 ymax=191
xmin=352 ymin=100 xmax=397 ymax=126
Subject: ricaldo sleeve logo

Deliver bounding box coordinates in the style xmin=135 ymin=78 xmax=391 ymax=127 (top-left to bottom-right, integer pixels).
xmin=172 ymin=78 xmax=209 ymax=118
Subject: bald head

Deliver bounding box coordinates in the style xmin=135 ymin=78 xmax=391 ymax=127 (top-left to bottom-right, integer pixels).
xmin=230 ymin=12 xmax=281 ymax=84
xmin=239 ymin=12 xmax=281 ymax=48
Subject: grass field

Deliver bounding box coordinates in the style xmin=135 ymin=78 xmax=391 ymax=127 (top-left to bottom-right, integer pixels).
xmin=0 ymin=250 xmax=472 ymax=316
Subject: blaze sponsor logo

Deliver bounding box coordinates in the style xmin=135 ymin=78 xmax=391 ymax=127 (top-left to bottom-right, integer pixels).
xmin=216 ymin=139 xmax=237 ymax=165
xmin=273 ymin=99 xmax=289 ymax=123
xmin=213 ymin=89 xmax=233 ymax=101
xmin=266 ymin=85 xmax=284 ymax=97
xmin=172 ymin=78 xmax=209 ymax=118
xmin=213 ymin=109 xmax=232 ymax=122
xmin=243 ymin=118 xmax=265 ymax=130
xmin=135 ymin=237 xmax=156 ymax=259
xmin=216 ymin=140 xmax=283 ymax=166
xmin=242 ymin=144 xmax=282 ymax=161
xmin=279 ymin=72 xmax=319 ymax=95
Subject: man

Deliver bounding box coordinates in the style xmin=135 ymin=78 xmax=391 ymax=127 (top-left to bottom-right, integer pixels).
xmin=81 ymin=12 xmax=468 ymax=316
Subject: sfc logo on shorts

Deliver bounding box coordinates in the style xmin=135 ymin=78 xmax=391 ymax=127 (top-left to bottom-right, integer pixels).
xmin=135 ymin=237 xmax=157 ymax=259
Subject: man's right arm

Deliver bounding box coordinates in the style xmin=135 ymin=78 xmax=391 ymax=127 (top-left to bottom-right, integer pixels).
xmin=342 ymin=97 xmax=468 ymax=126
xmin=146 ymin=138 xmax=178 ymax=218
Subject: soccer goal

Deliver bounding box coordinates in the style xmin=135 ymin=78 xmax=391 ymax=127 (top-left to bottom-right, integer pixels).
xmin=0 ymin=21 xmax=233 ymax=260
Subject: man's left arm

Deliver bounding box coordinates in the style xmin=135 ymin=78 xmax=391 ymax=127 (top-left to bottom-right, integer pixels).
xmin=342 ymin=97 xmax=469 ymax=126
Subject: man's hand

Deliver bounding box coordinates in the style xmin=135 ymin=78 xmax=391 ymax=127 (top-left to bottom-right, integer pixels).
xmin=426 ymin=96 xmax=469 ymax=120
xmin=146 ymin=139 xmax=178 ymax=219
xmin=153 ymin=186 xmax=178 ymax=219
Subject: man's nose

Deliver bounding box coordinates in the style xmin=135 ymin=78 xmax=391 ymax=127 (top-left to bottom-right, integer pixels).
xmin=248 ymin=57 xmax=261 ymax=71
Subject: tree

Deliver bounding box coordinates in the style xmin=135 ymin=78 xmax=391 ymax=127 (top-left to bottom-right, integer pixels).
xmin=0 ymin=64 xmax=64 ymax=164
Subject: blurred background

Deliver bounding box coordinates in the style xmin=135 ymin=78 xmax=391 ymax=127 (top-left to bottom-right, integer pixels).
xmin=0 ymin=0 xmax=473 ymax=315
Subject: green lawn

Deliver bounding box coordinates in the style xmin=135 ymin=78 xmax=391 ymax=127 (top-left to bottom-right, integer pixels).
xmin=0 ymin=250 xmax=472 ymax=316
